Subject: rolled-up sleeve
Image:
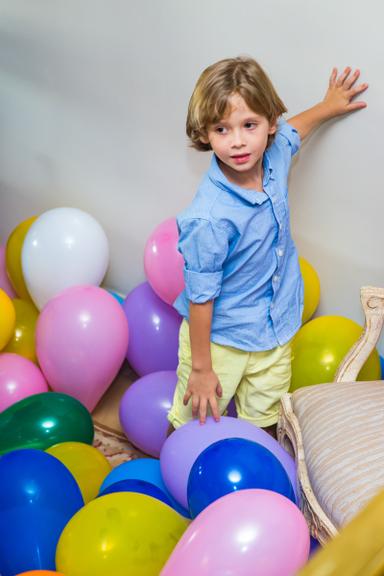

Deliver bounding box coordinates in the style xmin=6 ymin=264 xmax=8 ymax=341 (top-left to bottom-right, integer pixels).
xmin=274 ymin=118 xmax=301 ymax=158
xmin=177 ymin=217 xmax=229 ymax=303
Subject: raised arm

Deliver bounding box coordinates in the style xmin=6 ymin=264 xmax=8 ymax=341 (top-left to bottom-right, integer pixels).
xmin=287 ymin=67 xmax=368 ymax=142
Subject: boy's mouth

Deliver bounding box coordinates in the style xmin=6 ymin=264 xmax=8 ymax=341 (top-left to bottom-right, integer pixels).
xmin=231 ymin=153 xmax=251 ymax=164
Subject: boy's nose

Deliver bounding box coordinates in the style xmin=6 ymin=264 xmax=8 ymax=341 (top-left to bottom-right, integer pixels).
xmin=231 ymin=130 xmax=245 ymax=148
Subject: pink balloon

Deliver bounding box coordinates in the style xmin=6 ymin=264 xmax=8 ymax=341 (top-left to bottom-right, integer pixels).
xmin=161 ymin=489 xmax=310 ymax=576
xmin=144 ymin=218 xmax=185 ymax=305
xmin=36 ymin=285 xmax=129 ymax=412
xmin=0 ymin=245 xmax=17 ymax=298
xmin=0 ymin=352 xmax=48 ymax=411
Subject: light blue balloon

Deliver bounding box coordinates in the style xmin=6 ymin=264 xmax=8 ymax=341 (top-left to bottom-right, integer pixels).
xmin=99 ymin=458 xmax=190 ymax=517
xmin=107 ymin=289 xmax=125 ymax=305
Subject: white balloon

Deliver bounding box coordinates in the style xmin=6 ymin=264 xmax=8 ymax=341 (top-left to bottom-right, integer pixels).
xmin=22 ymin=207 xmax=109 ymax=309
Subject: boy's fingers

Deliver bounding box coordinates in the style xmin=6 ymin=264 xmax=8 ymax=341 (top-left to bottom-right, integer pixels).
xmin=336 ymin=66 xmax=351 ymax=87
xmin=344 ymin=69 xmax=360 ymax=89
xmin=209 ymin=397 xmax=221 ymax=422
xmin=329 ymin=67 xmax=337 ymax=87
xmin=192 ymin=396 xmax=199 ymax=419
xmin=183 ymin=390 xmax=192 ymax=406
xmin=349 ymin=83 xmax=369 ymax=98
xmin=199 ymin=398 xmax=208 ymax=424
xmin=347 ymin=101 xmax=367 ymax=111
xmin=216 ymin=382 xmax=223 ymax=397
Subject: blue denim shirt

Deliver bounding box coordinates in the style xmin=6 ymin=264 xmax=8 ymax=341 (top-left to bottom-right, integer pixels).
xmin=173 ymin=119 xmax=304 ymax=351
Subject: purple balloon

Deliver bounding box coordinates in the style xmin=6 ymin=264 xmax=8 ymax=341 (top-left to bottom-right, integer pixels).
xmin=160 ymin=416 xmax=298 ymax=510
xmin=119 ymin=371 xmax=177 ymax=457
xmin=122 ymin=282 xmax=182 ymax=376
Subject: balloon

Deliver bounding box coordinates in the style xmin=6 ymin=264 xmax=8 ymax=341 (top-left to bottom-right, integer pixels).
xmin=290 ymin=315 xmax=381 ymax=391
xmin=56 ymin=492 xmax=189 ymax=576
xmin=299 ymin=256 xmax=320 ymax=324
xmin=160 ymin=416 xmax=298 ymax=510
xmin=123 ymin=282 xmax=182 ymax=376
xmin=107 ymin=289 xmax=125 ymax=305
xmin=46 ymin=442 xmax=112 ymax=503
xmin=0 ymin=288 xmax=16 ymax=350
xmin=119 ymin=370 xmax=177 ymax=457
xmin=0 ymin=392 xmax=94 ymax=456
xmin=0 ymin=245 xmax=16 ymax=298
xmin=17 ymin=570 xmax=64 ymax=576
xmin=36 ymin=285 xmax=129 ymax=412
xmin=21 ymin=208 xmax=109 ymax=310
xmin=99 ymin=458 xmax=189 ymax=518
xmin=0 ymin=353 xmax=48 ymax=411
xmin=5 ymin=216 xmax=37 ymax=301
xmin=144 ymin=218 xmax=185 ymax=305
xmin=0 ymin=449 xmax=83 ymax=575
xmin=3 ymin=298 xmax=39 ymax=362
xmin=187 ymin=438 xmax=295 ymax=517
xmin=99 ymin=478 xmax=176 ymax=508
xmin=161 ymin=489 xmax=309 ymax=576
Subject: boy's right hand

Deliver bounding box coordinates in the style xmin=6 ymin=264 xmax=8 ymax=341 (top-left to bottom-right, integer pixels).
xmin=183 ymin=368 xmax=223 ymax=424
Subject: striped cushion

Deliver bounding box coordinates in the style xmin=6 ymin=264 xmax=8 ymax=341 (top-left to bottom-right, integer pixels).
xmin=292 ymin=380 xmax=384 ymax=528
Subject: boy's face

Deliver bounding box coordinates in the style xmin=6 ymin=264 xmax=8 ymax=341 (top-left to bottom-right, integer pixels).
xmin=201 ymin=94 xmax=276 ymax=188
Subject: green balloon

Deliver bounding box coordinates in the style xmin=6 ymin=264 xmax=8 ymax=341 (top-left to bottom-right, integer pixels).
xmin=0 ymin=392 xmax=94 ymax=455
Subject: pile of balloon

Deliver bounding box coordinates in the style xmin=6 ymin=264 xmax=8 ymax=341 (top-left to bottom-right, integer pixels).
xmin=0 ymin=209 xmax=381 ymax=576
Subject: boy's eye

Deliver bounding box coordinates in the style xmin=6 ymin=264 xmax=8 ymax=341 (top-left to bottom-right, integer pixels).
xmin=214 ymin=126 xmax=227 ymax=134
xmin=245 ymin=122 xmax=257 ymax=129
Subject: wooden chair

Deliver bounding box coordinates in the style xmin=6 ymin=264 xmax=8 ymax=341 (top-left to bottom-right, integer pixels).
xmin=277 ymin=286 xmax=384 ymax=544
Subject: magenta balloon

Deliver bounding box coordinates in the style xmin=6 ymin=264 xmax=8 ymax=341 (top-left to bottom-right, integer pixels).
xmin=0 ymin=245 xmax=17 ymax=298
xmin=122 ymin=282 xmax=182 ymax=376
xmin=36 ymin=285 xmax=129 ymax=412
xmin=119 ymin=371 xmax=177 ymax=457
xmin=161 ymin=489 xmax=309 ymax=576
xmin=160 ymin=416 xmax=298 ymax=509
xmin=0 ymin=353 xmax=48 ymax=411
xmin=144 ymin=218 xmax=185 ymax=305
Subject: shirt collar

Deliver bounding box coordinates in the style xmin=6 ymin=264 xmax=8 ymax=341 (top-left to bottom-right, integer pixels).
xmin=207 ymin=152 xmax=274 ymax=205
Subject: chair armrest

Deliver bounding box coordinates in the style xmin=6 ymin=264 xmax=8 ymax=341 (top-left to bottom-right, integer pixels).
xmin=335 ymin=286 xmax=384 ymax=382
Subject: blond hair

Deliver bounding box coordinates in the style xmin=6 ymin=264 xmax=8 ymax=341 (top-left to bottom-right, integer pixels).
xmin=186 ymin=57 xmax=287 ymax=151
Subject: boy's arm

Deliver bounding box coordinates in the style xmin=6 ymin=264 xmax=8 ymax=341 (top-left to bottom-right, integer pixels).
xmin=183 ymin=300 xmax=223 ymax=424
xmin=287 ymin=67 xmax=368 ymax=142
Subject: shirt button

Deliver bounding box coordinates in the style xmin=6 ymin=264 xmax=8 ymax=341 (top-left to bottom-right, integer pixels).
xmin=273 ymin=274 xmax=279 ymax=283
xmin=277 ymin=248 xmax=284 ymax=257
xmin=270 ymin=303 xmax=274 ymax=309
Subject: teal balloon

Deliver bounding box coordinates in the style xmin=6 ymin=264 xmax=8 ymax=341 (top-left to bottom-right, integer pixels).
xmin=108 ymin=290 xmax=125 ymax=305
xmin=0 ymin=392 xmax=94 ymax=455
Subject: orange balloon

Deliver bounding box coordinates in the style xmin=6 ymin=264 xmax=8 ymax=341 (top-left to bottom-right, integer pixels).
xmin=16 ymin=571 xmax=65 ymax=575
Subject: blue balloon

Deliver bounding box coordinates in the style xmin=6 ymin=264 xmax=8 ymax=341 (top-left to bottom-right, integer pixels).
xmin=0 ymin=449 xmax=83 ymax=575
xmin=99 ymin=478 xmax=174 ymax=508
xmin=99 ymin=458 xmax=190 ymax=518
xmin=187 ymin=437 xmax=295 ymax=518
xmin=108 ymin=289 xmax=125 ymax=305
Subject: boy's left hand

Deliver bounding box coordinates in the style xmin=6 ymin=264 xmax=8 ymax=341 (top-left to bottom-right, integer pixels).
xmin=323 ymin=67 xmax=368 ymax=117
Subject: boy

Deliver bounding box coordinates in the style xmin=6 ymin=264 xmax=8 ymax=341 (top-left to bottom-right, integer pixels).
xmin=168 ymin=57 xmax=368 ymax=435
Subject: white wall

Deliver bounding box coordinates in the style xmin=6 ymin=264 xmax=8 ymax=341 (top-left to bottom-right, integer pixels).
xmin=0 ymin=0 xmax=383 ymax=353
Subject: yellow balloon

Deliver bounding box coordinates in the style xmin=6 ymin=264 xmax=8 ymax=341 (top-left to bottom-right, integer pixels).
xmin=3 ymin=298 xmax=39 ymax=362
xmin=290 ymin=315 xmax=381 ymax=392
xmin=0 ymin=288 xmax=16 ymax=350
xmin=299 ymin=256 xmax=321 ymax=324
xmin=5 ymin=216 xmax=37 ymax=300
xmin=56 ymin=492 xmax=189 ymax=576
xmin=46 ymin=441 xmax=112 ymax=504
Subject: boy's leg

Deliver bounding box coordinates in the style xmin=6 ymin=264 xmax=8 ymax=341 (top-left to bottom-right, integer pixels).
xmin=234 ymin=340 xmax=292 ymax=430
xmin=167 ymin=320 xmax=247 ymax=429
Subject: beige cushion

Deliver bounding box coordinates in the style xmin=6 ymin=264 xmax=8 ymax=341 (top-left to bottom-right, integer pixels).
xmin=292 ymin=380 xmax=384 ymax=529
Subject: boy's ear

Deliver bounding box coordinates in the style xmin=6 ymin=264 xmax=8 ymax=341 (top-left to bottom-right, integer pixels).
xmin=268 ymin=120 xmax=278 ymax=135
xmin=199 ymin=133 xmax=210 ymax=145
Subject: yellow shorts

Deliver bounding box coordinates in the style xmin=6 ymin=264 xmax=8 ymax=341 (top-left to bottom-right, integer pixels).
xmin=168 ymin=319 xmax=292 ymax=429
